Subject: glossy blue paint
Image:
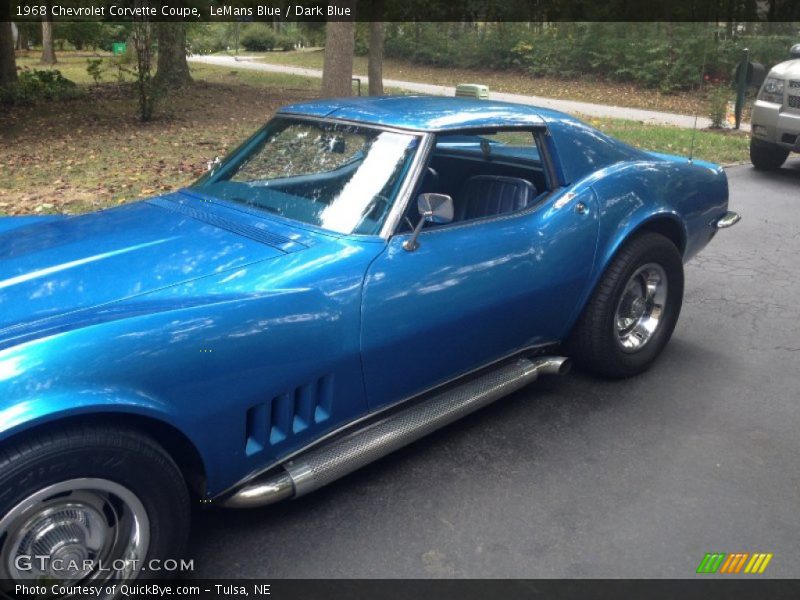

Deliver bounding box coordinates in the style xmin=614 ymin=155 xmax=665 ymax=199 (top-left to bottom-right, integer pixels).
xmin=280 ymin=95 xmax=547 ymax=131
xmin=0 ymin=214 xmax=65 ymax=235
xmin=361 ymin=186 xmax=599 ymax=408
xmin=0 ymin=97 xmax=730 ymax=497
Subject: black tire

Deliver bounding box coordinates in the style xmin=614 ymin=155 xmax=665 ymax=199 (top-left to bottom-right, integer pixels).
xmin=750 ymin=138 xmax=789 ymax=171
xmin=0 ymin=425 xmax=190 ymax=587
xmin=566 ymin=232 xmax=684 ymax=379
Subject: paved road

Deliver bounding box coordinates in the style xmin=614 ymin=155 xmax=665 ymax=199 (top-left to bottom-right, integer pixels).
xmin=191 ymin=160 xmax=799 ymax=578
xmin=189 ymin=54 xmax=750 ymax=131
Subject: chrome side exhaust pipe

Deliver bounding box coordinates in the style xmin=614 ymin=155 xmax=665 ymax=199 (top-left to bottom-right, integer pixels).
xmin=220 ymin=356 xmax=570 ymax=509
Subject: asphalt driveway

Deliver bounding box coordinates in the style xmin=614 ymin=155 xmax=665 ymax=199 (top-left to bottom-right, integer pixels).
xmin=191 ymin=160 xmax=800 ymax=578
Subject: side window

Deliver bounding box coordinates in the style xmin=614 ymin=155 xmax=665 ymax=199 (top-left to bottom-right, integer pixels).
xmin=401 ymin=129 xmax=548 ymax=231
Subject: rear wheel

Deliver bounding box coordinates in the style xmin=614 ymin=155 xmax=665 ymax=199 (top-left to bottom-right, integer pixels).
xmin=0 ymin=426 xmax=190 ymax=593
xmin=750 ymin=138 xmax=789 ymax=171
xmin=566 ymin=232 xmax=684 ymax=378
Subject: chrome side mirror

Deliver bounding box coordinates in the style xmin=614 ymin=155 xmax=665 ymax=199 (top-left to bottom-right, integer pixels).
xmin=402 ymin=193 xmax=454 ymax=252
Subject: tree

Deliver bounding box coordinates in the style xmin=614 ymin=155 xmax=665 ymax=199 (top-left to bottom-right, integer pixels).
xmin=41 ymin=1 xmax=56 ymax=65
xmin=367 ymin=8 xmax=384 ymax=95
xmin=16 ymin=24 xmax=28 ymax=51
xmin=0 ymin=21 xmax=17 ymax=86
xmin=132 ymin=18 xmax=155 ymax=121
xmin=154 ymin=23 xmax=192 ymax=88
xmin=60 ymin=22 xmax=103 ymax=51
xmin=321 ymin=5 xmax=355 ymax=97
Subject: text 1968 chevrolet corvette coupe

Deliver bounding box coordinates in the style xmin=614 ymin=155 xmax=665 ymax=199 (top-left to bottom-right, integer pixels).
xmin=0 ymin=96 xmax=738 ymax=588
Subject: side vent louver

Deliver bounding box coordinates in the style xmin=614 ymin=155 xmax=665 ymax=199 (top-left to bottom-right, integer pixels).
xmin=245 ymin=375 xmax=334 ymax=456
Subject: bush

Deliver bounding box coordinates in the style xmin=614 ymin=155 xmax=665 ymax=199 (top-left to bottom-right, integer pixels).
xmin=707 ymin=85 xmax=730 ymax=128
xmin=384 ymin=22 xmax=800 ymax=93
xmin=276 ymin=35 xmax=296 ymax=52
xmin=1 ymin=69 xmax=82 ymax=105
xmin=187 ymin=23 xmax=230 ymax=54
xmin=241 ymin=24 xmax=277 ymax=52
xmin=86 ymin=58 xmax=104 ymax=84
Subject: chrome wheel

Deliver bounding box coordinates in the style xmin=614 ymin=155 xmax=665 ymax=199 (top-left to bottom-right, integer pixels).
xmin=614 ymin=263 xmax=668 ymax=353
xmin=0 ymin=478 xmax=149 ymax=585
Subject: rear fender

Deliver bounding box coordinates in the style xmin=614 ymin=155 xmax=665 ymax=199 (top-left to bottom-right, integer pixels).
xmin=558 ymin=158 xmax=722 ymax=337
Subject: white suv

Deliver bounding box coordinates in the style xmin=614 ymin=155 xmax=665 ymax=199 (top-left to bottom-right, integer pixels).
xmin=750 ymin=45 xmax=800 ymax=170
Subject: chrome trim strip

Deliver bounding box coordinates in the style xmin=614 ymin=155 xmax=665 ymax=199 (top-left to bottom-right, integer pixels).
xmin=276 ymin=111 xmax=546 ymax=134
xmin=715 ymin=211 xmax=741 ymax=229
xmin=380 ymin=133 xmax=435 ymax=239
xmin=276 ymin=112 xmax=426 ymax=135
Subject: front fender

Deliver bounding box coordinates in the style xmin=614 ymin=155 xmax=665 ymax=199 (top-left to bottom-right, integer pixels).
xmin=0 ymin=387 xmax=179 ymax=441
xmin=0 ymin=385 xmax=215 ymax=481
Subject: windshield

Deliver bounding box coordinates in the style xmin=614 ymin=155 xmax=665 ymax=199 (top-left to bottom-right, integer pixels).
xmin=192 ymin=117 xmax=421 ymax=235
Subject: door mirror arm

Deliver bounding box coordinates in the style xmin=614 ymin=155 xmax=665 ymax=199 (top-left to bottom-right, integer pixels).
xmin=402 ymin=193 xmax=454 ymax=252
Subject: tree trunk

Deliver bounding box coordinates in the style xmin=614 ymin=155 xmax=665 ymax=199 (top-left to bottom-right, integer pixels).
xmin=41 ymin=6 xmax=56 ymax=65
xmin=132 ymin=12 xmax=156 ymax=122
xmin=0 ymin=21 xmax=17 ymax=85
xmin=368 ymin=20 xmax=384 ymax=96
xmin=154 ymin=23 xmax=192 ymax=88
xmin=321 ymin=11 xmax=355 ymax=97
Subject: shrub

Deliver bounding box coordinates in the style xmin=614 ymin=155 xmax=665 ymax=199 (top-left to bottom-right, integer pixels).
xmin=1 ymin=69 xmax=83 ymax=105
xmin=241 ymin=24 xmax=277 ymax=52
xmin=385 ymin=22 xmax=799 ymax=93
xmin=187 ymin=23 xmax=230 ymax=54
xmin=276 ymin=35 xmax=296 ymax=52
xmin=86 ymin=58 xmax=104 ymax=84
xmin=707 ymin=85 xmax=730 ymax=128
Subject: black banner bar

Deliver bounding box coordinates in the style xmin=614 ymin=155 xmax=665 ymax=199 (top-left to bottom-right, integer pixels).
xmin=4 ymin=579 xmax=800 ymax=600
xmin=7 ymin=0 xmax=800 ymax=22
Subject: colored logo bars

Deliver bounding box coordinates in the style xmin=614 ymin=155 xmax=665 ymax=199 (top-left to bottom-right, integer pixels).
xmin=696 ymin=552 xmax=773 ymax=574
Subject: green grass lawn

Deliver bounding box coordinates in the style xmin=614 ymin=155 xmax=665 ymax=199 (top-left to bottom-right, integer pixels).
xmin=1 ymin=53 xmax=322 ymax=216
xmin=584 ymin=116 xmax=750 ymax=165
xmin=1 ymin=52 xmax=749 ymax=217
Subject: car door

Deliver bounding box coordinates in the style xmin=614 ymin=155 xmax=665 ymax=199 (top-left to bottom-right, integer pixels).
xmin=360 ymin=184 xmax=600 ymax=410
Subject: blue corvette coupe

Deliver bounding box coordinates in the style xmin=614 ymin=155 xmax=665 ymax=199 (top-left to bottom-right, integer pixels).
xmin=0 ymin=96 xmax=738 ymax=587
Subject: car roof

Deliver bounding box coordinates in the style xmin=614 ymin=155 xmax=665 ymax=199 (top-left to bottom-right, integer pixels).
xmin=278 ymin=95 xmax=577 ymax=132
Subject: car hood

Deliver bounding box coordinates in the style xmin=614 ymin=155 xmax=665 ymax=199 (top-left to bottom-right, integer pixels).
xmin=768 ymin=58 xmax=800 ymax=79
xmin=0 ymin=193 xmax=320 ymax=336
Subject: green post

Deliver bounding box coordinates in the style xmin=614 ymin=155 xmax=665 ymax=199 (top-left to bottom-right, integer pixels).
xmin=734 ymin=47 xmax=749 ymax=130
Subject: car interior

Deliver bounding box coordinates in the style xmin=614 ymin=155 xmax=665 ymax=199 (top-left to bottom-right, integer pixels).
xmin=399 ymin=130 xmax=550 ymax=233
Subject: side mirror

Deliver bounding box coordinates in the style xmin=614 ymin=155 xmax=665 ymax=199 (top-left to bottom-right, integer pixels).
xmin=402 ymin=193 xmax=454 ymax=252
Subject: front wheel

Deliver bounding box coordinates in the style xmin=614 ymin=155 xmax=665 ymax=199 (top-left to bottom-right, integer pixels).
xmin=750 ymin=138 xmax=789 ymax=171
xmin=0 ymin=426 xmax=190 ymax=593
xmin=566 ymin=232 xmax=684 ymax=378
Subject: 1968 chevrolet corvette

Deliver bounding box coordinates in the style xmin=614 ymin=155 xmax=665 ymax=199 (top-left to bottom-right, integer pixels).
xmin=0 ymin=96 xmax=738 ymax=587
